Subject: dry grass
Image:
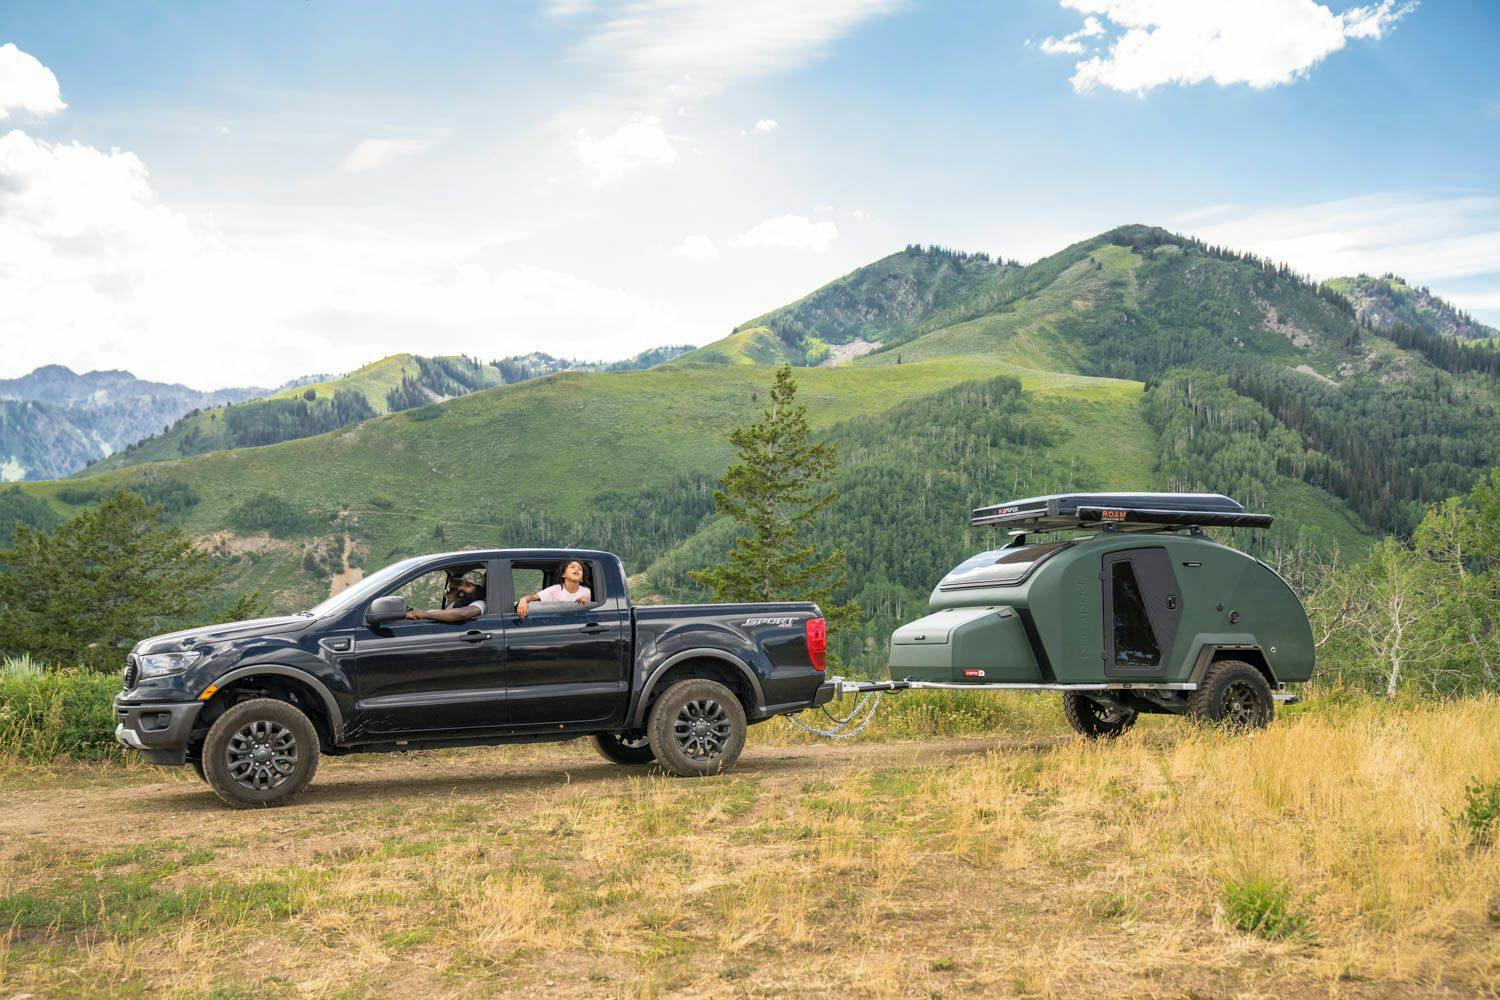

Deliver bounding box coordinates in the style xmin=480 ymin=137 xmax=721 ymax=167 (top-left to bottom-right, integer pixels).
xmin=0 ymin=695 xmax=1495 ymax=997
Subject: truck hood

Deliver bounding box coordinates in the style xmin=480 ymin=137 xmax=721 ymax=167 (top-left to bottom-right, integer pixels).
xmin=134 ymin=615 xmax=313 ymax=654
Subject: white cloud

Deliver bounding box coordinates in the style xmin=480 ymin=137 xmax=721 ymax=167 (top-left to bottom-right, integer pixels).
xmin=1041 ymin=0 xmax=1416 ymax=95
xmin=574 ymin=114 xmax=678 ymax=185
xmin=215 ymin=124 xmax=231 ymax=136
xmin=0 ymin=43 xmax=65 ymax=119
xmin=753 ymin=118 xmax=778 ymax=133
xmin=566 ymin=0 xmax=902 ymax=99
xmin=1182 ymin=192 xmax=1500 ymax=320
xmin=1040 ymin=15 xmax=1105 ymax=55
xmin=675 ymin=234 xmax=720 ymax=259
xmin=734 ymin=214 xmax=839 ymax=252
xmin=0 ymin=126 xmax=685 ymax=386
xmin=341 ymin=135 xmax=442 ymax=173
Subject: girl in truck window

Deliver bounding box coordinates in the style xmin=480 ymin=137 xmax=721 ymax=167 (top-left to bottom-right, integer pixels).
xmin=516 ymin=559 xmax=591 ymax=618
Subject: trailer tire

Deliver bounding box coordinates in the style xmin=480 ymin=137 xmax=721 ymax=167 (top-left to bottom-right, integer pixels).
xmin=647 ymin=679 xmax=746 ymax=777
xmin=1189 ymin=660 xmax=1273 ymax=730
xmin=1061 ymin=691 xmax=1136 ymax=739
xmin=593 ymin=732 xmax=656 ymax=765
xmin=201 ymin=698 xmax=320 ymax=808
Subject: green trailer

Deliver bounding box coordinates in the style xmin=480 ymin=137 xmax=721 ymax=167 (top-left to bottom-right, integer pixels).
xmin=851 ymin=492 xmax=1313 ymax=736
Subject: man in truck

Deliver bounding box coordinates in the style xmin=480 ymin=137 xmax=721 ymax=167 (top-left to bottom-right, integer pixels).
xmin=405 ymin=570 xmax=486 ymax=623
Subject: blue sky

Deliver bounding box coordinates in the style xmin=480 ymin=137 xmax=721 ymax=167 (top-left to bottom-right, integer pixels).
xmin=1 ymin=0 xmax=1497 ymax=387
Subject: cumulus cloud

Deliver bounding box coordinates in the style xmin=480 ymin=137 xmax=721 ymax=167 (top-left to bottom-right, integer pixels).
xmin=573 ymin=114 xmax=678 ymax=185
xmin=1041 ymin=0 xmax=1417 ymax=95
xmin=674 ymin=234 xmax=720 ymax=259
xmin=753 ymin=118 xmax=778 ymax=133
xmin=341 ymin=135 xmax=443 ymax=173
xmin=0 ymin=43 xmax=65 ymax=119
xmin=734 ymin=214 xmax=838 ymax=252
xmin=1039 ymin=15 xmax=1105 ymax=56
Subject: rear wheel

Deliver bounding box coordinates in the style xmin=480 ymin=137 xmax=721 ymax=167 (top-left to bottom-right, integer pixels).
xmin=1189 ymin=660 xmax=1274 ymax=730
xmin=646 ymin=679 xmax=747 ymax=777
xmin=593 ymin=732 xmax=655 ymax=765
xmin=1062 ymin=691 xmax=1136 ymax=739
xmin=201 ymin=698 xmax=320 ymax=808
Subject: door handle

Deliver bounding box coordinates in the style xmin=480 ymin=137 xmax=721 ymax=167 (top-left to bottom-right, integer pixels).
xmin=460 ymin=630 xmax=492 ymax=644
xmin=579 ymin=623 xmax=610 ymax=634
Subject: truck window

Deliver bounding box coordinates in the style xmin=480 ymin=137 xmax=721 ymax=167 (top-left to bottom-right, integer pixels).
xmin=1110 ymin=560 xmax=1160 ymax=666
xmin=511 ymin=568 xmax=545 ymax=602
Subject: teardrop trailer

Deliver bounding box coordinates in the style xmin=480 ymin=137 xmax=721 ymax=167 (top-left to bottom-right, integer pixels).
xmin=825 ymin=492 xmax=1314 ymax=736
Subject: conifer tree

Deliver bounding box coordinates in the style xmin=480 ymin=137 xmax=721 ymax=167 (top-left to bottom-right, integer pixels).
xmin=691 ymin=366 xmax=860 ymax=630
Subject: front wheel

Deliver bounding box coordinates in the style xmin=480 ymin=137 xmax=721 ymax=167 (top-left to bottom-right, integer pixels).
xmin=593 ymin=732 xmax=655 ymax=765
xmin=201 ymin=698 xmax=320 ymax=808
xmin=1062 ymin=691 xmax=1136 ymax=739
xmin=646 ymin=679 xmax=747 ymax=777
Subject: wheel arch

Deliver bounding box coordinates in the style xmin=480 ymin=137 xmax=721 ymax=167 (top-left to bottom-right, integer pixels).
xmin=202 ymin=665 xmax=346 ymax=744
xmin=1188 ymin=645 xmax=1278 ymax=690
xmin=630 ymin=649 xmax=765 ymax=728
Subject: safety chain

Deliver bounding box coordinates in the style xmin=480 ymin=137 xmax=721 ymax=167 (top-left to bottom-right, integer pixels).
xmin=783 ymin=691 xmax=884 ymax=740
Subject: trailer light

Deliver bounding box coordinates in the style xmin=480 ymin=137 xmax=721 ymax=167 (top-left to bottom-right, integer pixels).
xmin=962 ymin=669 xmax=986 ymax=678
xmin=805 ymin=617 xmax=827 ymax=672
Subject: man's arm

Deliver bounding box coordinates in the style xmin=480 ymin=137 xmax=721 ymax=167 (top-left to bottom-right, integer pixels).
xmin=406 ymin=605 xmax=481 ymax=623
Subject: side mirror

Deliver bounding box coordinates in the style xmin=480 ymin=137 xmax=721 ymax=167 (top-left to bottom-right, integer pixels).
xmin=365 ymin=595 xmax=407 ymax=626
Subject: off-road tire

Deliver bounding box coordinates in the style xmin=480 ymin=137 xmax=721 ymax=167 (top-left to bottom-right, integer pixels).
xmin=1189 ymin=660 xmax=1274 ymax=730
xmin=593 ymin=732 xmax=656 ymax=765
xmin=646 ymin=679 xmax=747 ymax=777
xmin=201 ymin=698 xmax=320 ymax=808
xmin=1061 ymin=691 xmax=1136 ymax=739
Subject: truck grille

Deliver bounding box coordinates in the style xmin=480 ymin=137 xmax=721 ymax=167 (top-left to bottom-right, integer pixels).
xmin=123 ymin=656 xmax=138 ymax=690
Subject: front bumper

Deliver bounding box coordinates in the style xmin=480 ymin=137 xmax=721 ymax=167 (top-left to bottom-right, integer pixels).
xmin=113 ymin=697 xmax=204 ymax=766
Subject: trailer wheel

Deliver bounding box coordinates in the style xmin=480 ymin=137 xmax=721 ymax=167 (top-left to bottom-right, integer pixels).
xmin=593 ymin=732 xmax=656 ymax=765
xmin=1189 ymin=660 xmax=1273 ymax=730
xmin=201 ymin=698 xmax=320 ymax=808
xmin=1062 ymin=692 xmax=1136 ymax=739
xmin=647 ymin=679 xmax=746 ymax=777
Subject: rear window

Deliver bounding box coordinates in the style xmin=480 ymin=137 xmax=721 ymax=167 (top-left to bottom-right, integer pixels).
xmin=939 ymin=541 xmax=1072 ymax=590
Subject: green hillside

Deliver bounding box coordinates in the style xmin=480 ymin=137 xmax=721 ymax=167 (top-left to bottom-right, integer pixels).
xmin=1326 ymin=273 xmax=1498 ymax=340
xmin=25 ymin=222 xmax=1500 ymax=671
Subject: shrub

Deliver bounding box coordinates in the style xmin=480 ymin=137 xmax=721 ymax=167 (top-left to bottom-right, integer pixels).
xmin=1221 ymin=877 xmax=1308 ymax=940
xmin=1453 ymin=779 xmax=1500 ymax=847
xmin=228 ymin=493 xmax=319 ymax=538
xmin=0 ymin=669 xmax=123 ymax=761
xmin=406 ymin=404 xmax=443 ymax=421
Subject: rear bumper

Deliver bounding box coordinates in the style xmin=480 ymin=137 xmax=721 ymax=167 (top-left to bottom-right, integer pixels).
xmin=113 ymin=697 xmax=204 ymax=766
xmin=811 ymin=681 xmax=837 ymax=708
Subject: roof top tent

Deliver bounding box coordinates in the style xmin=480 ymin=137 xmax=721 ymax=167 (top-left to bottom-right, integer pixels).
xmin=853 ymin=491 xmax=1314 ymax=738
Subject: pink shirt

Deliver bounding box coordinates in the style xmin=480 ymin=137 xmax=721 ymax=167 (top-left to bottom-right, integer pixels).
xmin=536 ymin=583 xmax=591 ymax=604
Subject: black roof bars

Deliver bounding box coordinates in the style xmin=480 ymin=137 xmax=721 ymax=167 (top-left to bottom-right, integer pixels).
xmin=970 ymin=492 xmax=1274 ymax=532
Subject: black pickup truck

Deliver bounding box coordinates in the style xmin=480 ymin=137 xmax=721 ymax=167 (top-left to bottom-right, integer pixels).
xmin=114 ymin=548 xmax=834 ymax=807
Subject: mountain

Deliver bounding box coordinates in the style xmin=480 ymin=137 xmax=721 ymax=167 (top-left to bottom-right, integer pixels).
xmin=11 ymin=228 xmax=1499 ymax=673
xmin=1325 ymin=274 xmax=1498 ymax=341
xmin=84 ymin=345 xmax=694 ymax=474
xmin=0 ymin=366 xmax=265 ymax=481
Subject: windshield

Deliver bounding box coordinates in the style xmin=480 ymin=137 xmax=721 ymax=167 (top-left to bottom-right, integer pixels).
xmin=304 ymin=556 xmax=429 ymax=618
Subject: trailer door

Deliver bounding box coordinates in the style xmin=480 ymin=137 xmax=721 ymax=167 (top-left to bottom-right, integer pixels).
xmin=1101 ymin=548 xmax=1181 ymax=678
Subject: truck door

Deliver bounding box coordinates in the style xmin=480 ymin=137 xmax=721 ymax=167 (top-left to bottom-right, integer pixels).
xmin=349 ymin=559 xmax=507 ymax=735
xmin=499 ymin=558 xmax=630 ymax=729
xmin=1101 ymin=548 xmax=1182 ymax=678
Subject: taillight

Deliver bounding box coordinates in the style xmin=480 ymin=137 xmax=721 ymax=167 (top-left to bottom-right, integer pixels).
xmin=805 ymin=617 xmax=827 ymax=672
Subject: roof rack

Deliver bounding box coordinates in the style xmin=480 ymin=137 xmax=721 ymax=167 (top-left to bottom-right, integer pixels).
xmin=970 ymin=492 xmax=1273 ymax=532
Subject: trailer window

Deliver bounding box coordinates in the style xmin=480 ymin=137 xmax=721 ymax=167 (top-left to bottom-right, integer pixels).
xmin=939 ymin=540 xmax=1073 ymax=590
xmin=1110 ymin=560 xmax=1160 ymax=666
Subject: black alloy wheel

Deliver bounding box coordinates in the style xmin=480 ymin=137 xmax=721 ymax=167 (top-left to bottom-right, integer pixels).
xmin=646 ymin=678 xmax=747 ymax=777
xmin=201 ymin=697 xmax=321 ymax=808
xmin=1188 ymin=660 xmax=1273 ymax=730
xmin=1061 ymin=690 xmax=1137 ymax=739
xmin=592 ymin=732 xmax=656 ymax=765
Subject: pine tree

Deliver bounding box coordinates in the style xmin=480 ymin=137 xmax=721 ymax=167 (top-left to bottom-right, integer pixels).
xmin=0 ymin=491 xmax=223 ymax=671
xmin=691 ymin=366 xmax=860 ymax=630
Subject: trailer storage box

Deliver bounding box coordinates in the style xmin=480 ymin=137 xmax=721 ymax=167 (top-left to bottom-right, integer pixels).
xmin=889 ymin=606 xmax=1041 ymax=683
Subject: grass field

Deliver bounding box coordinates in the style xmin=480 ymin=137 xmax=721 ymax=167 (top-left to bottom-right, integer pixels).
xmin=0 ymin=694 xmax=1494 ymax=998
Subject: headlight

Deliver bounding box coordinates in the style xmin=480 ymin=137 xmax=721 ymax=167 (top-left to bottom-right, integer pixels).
xmin=136 ymin=650 xmax=204 ymax=678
